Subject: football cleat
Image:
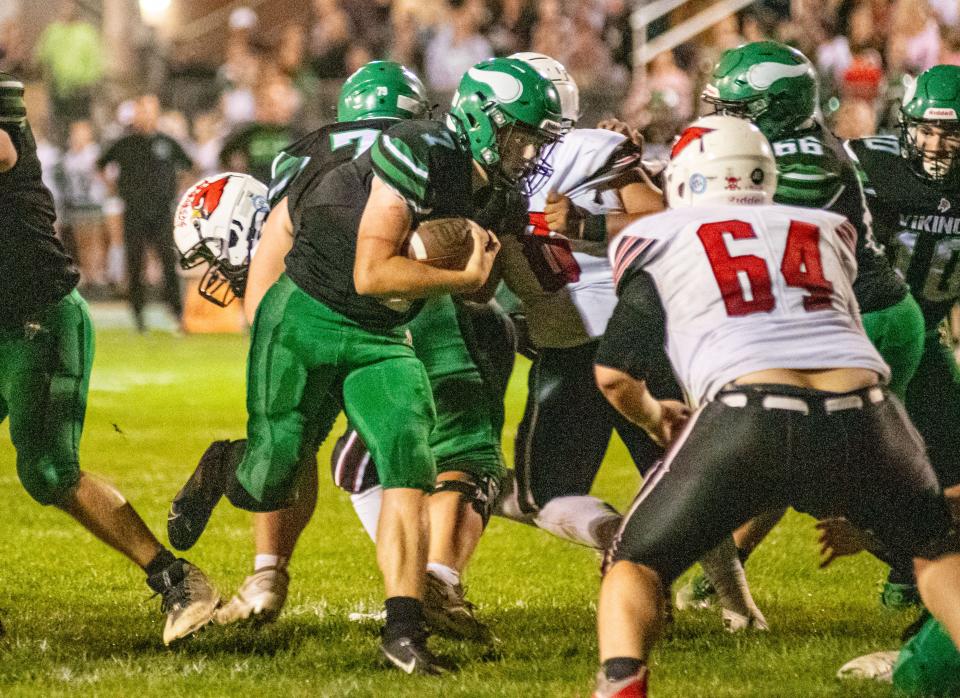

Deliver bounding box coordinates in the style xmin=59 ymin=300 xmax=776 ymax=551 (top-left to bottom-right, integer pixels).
xmin=168 ymin=440 xmax=234 ymax=551
xmin=722 ymin=607 xmax=769 ymax=633
xmin=674 ymin=572 xmax=716 ymax=611
xmin=380 ymin=629 xmax=450 ymax=676
xmin=422 ymin=570 xmax=492 ymax=643
xmin=881 ymin=581 xmax=921 ymax=609
xmin=215 ymin=567 xmax=289 ymax=625
xmin=592 ymin=666 xmax=649 ymax=698
xmin=149 ymin=560 xmax=220 ymax=646
xmin=836 ymin=650 xmax=898 ymax=681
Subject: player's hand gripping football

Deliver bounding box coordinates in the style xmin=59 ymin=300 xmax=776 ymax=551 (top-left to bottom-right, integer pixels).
xmin=544 ymin=191 xmax=585 ymax=237
xmin=460 ymin=224 xmax=501 ymax=292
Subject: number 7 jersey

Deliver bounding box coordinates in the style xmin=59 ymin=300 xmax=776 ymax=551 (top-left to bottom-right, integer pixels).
xmin=610 ymin=204 xmax=889 ymax=402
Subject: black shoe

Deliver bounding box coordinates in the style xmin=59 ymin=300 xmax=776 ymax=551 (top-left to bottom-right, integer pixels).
xmin=379 ymin=629 xmax=451 ymax=675
xmin=168 ymin=440 xmax=233 ymax=550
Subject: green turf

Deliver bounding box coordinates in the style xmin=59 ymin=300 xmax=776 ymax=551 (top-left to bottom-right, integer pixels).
xmin=0 ymin=330 xmax=912 ymax=696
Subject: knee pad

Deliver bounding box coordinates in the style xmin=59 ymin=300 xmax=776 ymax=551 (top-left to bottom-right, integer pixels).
xmin=432 ymin=475 xmax=500 ymax=527
xmin=17 ymin=456 xmax=80 ymax=506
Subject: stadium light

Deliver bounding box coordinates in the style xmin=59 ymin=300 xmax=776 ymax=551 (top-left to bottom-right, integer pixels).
xmin=139 ymin=0 xmax=171 ymax=26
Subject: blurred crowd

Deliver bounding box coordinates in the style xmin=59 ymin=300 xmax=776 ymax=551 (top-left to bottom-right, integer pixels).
xmin=2 ymin=0 xmax=960 ymax=298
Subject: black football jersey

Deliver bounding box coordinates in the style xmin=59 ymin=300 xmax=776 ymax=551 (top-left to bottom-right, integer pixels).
xmin=772 ymin=122 xmax=907 ymax=314
xmin=0 ymin=118 xmax=79 ymax=328
xmin=848 ymin=134 xmax=960 ymax=327
xmin=284 ymin=119 xmax=527 ymax=330
xmin=267 ymin=118 xmax=400 ymax=207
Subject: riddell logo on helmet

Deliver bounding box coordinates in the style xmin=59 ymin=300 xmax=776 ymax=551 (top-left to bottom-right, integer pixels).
xmin=923 ymin=107 xmax=958 ymax=119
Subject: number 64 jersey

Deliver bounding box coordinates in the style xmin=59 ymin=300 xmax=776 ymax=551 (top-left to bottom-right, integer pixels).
xmin=610 ymin=204 xmax=890 ymax=403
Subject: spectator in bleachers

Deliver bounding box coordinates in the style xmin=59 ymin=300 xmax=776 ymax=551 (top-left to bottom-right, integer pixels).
xmin=34 ymin=0 xmax=103 ymax=146
xmin=310 ymin=0 xmax=355 ymax=79
xmin=277 ymin=24 xmax=319 ymax=102
xmin=388 ymin=1 xmax=428 ymax=73
xmin=218 ymin=7 xmax=261 ymax=126
xmin=191 ymin=111 xmax=226 ymax=178
xmin=567 ymin=1 xmax=623 ymax=89
xmin=425 ymin=0 xmax=494 ymax=92
xmin=58 ymin=119 xmax=107 ymax=289
xmin=487 ymin=0 xmax=537 ymax=56
xmin=531 ymin=0 xmax=573 ymax=68
xmin=887 ymin=0 xmax=942 ymax=74
xmin=0 ymin=4 xmax=26 ymax=74
xmin=831 ymin=97 xmax=879 ymax=140
xmin=98 ymin=94 xmax=193 ymax=333
xmin=219 ymin=81 xmax=302 ymax=185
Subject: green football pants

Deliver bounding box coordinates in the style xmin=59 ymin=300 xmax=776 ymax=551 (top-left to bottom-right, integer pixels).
xmin=0 ymin=290 xmax=93 ymax=504
xmin=236 ymin=275 xmax=436 ymax=510
xmin=893 ymin=616 xmax=960 ymax=696
xmin=862 ymin=293 xmax=925 ymax=401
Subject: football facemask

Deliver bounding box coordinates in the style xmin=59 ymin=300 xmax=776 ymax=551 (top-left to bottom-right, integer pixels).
xmin=173 ymin=173 xmax=270 ymax=307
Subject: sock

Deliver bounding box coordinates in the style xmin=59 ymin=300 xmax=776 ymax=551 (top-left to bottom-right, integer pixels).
xmin=534 ymin=495 xmax=621 ymax=549
xmin=426 ymin=562 xmax=460 ymax=586
xmin=383 ymin=596 xmax=425 ymax=641
xmin=350 ymin=485 xmax=384 ymax=543
xmin=144 ymin=547 xmax=177 ymax=578
xmin=603 ymin=657 xmax=643 ymax=681
xmin=145 ymin=550 xmax=184 ymax=594
xmin=254 ymin=554 xmax=288 ymax=572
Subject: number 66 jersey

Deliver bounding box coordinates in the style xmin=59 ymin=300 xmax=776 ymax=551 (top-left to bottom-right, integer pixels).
xmin=610 ymin=204 xmax=890 ymax=403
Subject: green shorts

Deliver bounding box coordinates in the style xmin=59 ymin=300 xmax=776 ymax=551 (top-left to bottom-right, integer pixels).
xmin=862 ymin=293 xmax=925 ymax=401
xmin=893 ymin=616 xmax=960 ymax=696
xmin=409 ymin=296 xmax=505 ymax=483
xmin=237 ymin=275 xmax=436 ymax=509
xmin=0 ymin=290 xmax=93 ymax=504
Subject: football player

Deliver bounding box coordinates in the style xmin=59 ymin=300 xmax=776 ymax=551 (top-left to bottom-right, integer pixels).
xmin=172 ymin=62 xmax=514 ymax=643
xmin=845 ymin=63 xmax=960 ymax=608
xmin=0 ymin=73 xmax=219 ymax=645
xmin=591 ymin=115 xmax=960 ymax=698
xmin=167 ymin=57 xmax=565 ymax=674
xmin=678 ymin=40 xmax=928 ymax=610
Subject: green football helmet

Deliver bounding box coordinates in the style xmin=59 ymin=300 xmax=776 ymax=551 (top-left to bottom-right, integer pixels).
xmin=0 ymin=72 xmax=27 ymax=126
xmin=900 ymin=64 xmax=960 ymax=187
xmin=336 ymin=61 xmax=429 ymax=122
xmin=448 ymin=57 xmax=567 ymax=192
xmin=703 ymin=41 xmax=818 ymax=141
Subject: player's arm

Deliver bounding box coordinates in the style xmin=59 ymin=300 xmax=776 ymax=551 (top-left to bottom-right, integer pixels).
xmin=354 ymin=175 xmax=499 ymax=299
xmin=0 ymin=128 xmax=17 ymax=172
xmin=542 ymin=170 xmax=663 ymax=242
xmin=594 ymin=268 xmax=689 ymax=446
xmin=244 ymin=196 xmax=293 ymax=324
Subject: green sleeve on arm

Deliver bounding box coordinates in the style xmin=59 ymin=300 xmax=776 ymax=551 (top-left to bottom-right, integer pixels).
xmin=370 ymin=133 xmax=431 ymax=214
xmin=267 ymin=151 xmax=310 ymax=207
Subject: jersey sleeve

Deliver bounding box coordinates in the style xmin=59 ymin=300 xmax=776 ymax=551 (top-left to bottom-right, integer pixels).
xmin=369 ymin=121 xmax=467 ymax=217
xmin=267 ymin=150 xmax=311 ymax=207
xmin=609 ymin=231 xmax=659 ymax=293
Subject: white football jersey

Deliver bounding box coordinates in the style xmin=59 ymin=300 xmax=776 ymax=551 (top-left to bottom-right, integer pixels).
xmin=499 ymin=128 xmax=643 ymax=348
xmin=609 ymin=204 xmax=890 ymax=403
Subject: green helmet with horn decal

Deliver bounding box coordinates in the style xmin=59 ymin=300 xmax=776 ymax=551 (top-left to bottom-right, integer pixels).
xmin=702 ymin=41 xmax=818 ymax=141
xmin=447 ymin=57 xmax=567 ymax=191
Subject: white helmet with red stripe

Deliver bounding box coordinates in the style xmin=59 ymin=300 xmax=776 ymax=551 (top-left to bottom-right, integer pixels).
xmin=173 ymin=172 xmax=269 ymax=306
xmin=665 ymin=115 xmax=777 ymax=208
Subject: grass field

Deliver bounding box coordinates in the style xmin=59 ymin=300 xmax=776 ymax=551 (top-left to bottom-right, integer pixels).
xmin=0 ymin=329 xmax=916 ymax=697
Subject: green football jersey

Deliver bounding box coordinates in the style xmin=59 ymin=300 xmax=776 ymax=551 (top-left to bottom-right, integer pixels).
xmin=848 ymin=134 xmax=960 ymax=327
xmin=772 ymin=122 xmax=907 ymax=313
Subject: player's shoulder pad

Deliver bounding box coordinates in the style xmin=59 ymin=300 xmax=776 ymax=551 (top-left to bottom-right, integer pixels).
xmin=844 ymin=134 xmax=902 ymax=195
xmin=370 ymin=119 xmax=460 ymax=214
xmin=772 ymin=203 xmax=857 ymax=254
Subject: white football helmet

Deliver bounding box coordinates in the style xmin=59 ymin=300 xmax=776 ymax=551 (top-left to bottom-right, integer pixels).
xmin=173 ymin=172 xmax=270 ymax=306
xmin=510 ymin=51 xmax=580 ymax=125
xmin=665 ymin=115 xmax=777 ymax=209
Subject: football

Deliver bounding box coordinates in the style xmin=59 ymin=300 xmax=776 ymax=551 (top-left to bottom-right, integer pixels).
xmin=404 ymin=217 xmax=476 ymax=271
